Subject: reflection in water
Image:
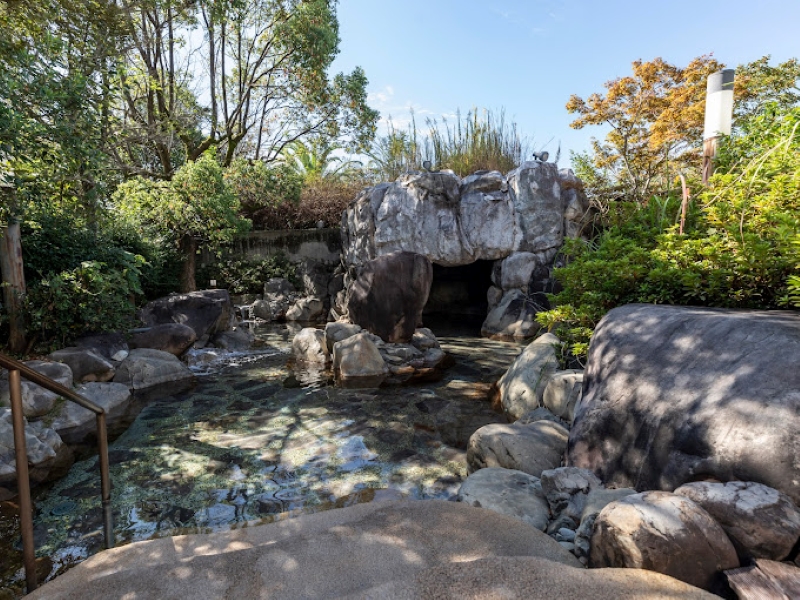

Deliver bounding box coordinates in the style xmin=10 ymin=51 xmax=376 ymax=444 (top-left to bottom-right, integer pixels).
xmin=0 ymin=321 xmax=523 ymax=596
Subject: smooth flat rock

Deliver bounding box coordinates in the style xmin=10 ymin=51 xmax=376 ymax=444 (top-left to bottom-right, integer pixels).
xmin=457 ymin=467 xmax=551 ymax=531
xmin=26 ymin=500 xmax=581 ymax=600
xmin=129 ymin=323 xmax=197 ymax=356
xmin=467 ymin=420 xmax=568 ymax=476
xmin=349 ymin=556 xmax=718 ymax=599
xmin=50 ymin=382 xmax=132 ymax=444
xmin=568 ymin=304 xmax=800 ymax=505
xmin=113 ymin=348 xmax=195 ymax=390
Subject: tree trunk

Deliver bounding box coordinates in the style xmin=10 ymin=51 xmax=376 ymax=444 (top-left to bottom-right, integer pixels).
xmin=179 ymin=234 xmax=197 ymax=293
xmin=0 ymin=219 xmax=27 ymax=353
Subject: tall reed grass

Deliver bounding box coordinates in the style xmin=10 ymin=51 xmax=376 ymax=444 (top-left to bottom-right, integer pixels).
xmin=368 ymin=108 xmax=536 ymax=180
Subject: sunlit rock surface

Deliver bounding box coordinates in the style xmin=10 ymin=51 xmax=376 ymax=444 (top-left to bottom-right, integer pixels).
xmin=568 ymin=304 xmax=800 ymax=504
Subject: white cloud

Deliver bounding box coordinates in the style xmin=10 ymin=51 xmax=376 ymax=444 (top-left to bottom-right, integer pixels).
xmin=368 ymin=85 xmax=395 ymax=106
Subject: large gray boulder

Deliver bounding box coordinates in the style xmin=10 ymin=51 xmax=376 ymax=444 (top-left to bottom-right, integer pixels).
xmin=50 ymin=382 xmax=132 ymax=444
xmin=590 ymin=491 xmax=739 ymax=592
xmin=324 ymin=322 xmax=362 ymax=354
xmin=0 ymin=360 xmax=74 ymax=417
xmin=496 ymin=333 xmax=560 ymax=420
xmin=139 ymin=289 xmax=235 ymax=342
xmin=568 ymin=304 xmax=800 ymax=504
xmin=346 ymin=251 xmax=432 ymax=343
xmin=113 ymin=348 xmax=195 ymax=390
xmin=364 ymin=172 xmax=468 ymax=267
xmin=49 ymin=347 xmax=116 ymax=384
xmin=674 ymin=481 xmax=800 ymax=561
xmin=467 ymin=420 xmax=568 ymax=477
xmin=0 ymin=408 xmax=70 ymax=490
xmin=574 ymin=486 xmax=637 ymax=562
xmin=129 ymin=323 xmax=197 ymax=356
xmin=457 ymin=467 xmax=551 ymax=531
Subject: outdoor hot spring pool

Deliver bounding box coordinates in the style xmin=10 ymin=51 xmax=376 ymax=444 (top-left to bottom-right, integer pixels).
xmin=0 ymin=320 xmax=523 ymax=595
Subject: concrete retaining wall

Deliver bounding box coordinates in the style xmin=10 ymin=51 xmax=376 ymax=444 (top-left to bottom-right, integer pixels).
xmin=202 ymin=228 xmax=342 ymax=265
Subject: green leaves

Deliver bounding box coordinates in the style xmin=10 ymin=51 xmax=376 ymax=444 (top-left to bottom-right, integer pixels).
xmin=24 ymin=258 xmax=142 ymax=350
xmin=114 ymin=151 xmax=251 ymax=248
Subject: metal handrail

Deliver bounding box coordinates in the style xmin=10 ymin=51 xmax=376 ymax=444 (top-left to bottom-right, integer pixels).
xmin=0 ymin=352 xmax=114 ymax=593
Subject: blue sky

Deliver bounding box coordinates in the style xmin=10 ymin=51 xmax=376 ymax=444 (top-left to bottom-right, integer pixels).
xmin=331 ymin=0 xmax=800 ymax=168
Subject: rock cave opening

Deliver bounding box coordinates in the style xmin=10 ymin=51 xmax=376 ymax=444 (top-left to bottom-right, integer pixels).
xmin=423 ymin=260 xmax=494 ymax=333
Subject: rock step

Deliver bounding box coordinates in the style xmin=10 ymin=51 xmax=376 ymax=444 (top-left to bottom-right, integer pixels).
xmin=25 ymin=500 xmax=719 ymax=599
xmin=27 ymin=500 xmax=580 ymax=599
xmin=347 ymin=556 xmax=718 ymax=599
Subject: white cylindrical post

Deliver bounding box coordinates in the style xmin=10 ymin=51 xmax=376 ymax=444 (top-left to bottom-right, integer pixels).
xmin=702 ymin=69 xmax=735 ymax=185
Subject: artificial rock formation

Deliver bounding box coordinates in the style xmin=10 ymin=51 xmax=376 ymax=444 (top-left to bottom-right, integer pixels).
xmin=340 ymin=164 xmax=589 ymax=340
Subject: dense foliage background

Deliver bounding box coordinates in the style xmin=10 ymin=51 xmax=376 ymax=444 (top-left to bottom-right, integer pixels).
xmin=0 ymin=0 xmax=797 ymax=355
xmin=538 ymin=58 xmax=800 ymax=363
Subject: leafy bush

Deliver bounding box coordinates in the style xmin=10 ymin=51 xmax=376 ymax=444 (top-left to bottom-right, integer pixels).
xmin=196 ymin=255 xmax=299 ymax=295
xmin=225 ymin=159 xmax=303 ymax=221
xmin=538 ymin=105 xmax=800 ymax=362
xmin=24 ymin=258 xmax=143 ymax=350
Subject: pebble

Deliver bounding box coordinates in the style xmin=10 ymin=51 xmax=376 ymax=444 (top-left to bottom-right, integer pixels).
xmin=558 ymin=527 xmax=576 ymax=542
xmin=558 ymin=541 xmax=575 ymax=552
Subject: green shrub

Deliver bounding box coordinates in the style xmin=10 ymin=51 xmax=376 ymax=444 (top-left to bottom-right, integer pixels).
xmin=225 ymin=159 xmax=303 ymax=222
xmin=24 ymin=257 xmax=143 ymax=350
xmin=537 ymin=105 xmax=800 ymax=363
xmin=196 ymin=255 xmax=299 ymax=295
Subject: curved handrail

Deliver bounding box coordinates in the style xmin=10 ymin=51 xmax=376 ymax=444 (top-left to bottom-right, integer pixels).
xmin=0 ymin=353 xmax=105 ymax=414
xmin=1 ymin=352 xmax=114 ymax=593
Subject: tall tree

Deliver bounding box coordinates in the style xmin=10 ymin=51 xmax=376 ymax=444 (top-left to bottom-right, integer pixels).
xmin=0 ymin=0 xmax=124 ymax=350
xmin=112 ymin=0 xmax=378 ymax=178
xmin=113 ymin=151 xmax=250 ymax=292
xmin=566 ymin=56 xmax=722 ymax=204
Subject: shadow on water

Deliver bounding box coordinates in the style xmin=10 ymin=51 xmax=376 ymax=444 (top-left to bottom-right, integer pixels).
xmin=0 ymin=321 xmax=524 ymax=597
